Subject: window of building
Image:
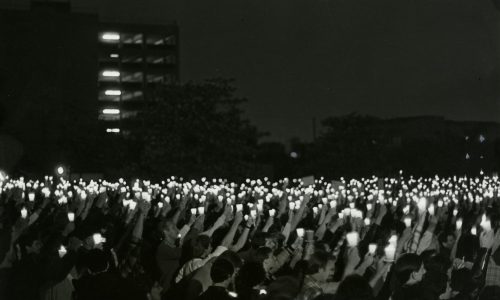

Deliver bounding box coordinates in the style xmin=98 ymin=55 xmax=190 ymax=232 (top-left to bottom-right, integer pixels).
xmin=121 ymin=71 xmax=143 ymax=83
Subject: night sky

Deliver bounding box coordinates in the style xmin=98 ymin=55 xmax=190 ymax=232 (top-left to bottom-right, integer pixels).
xmin=5 ymin=0 xmax=500 ymax=143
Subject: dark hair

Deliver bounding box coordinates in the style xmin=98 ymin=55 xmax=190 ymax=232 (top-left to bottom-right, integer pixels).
xmin=219 ymin=250 xmax=243 ymax=270
xmin=335 ymin=274 xmax=374 ymax=300
xmin=191 ymin=235 xmax=211 ymax=258
xmin=304 ymin=250 xmax=334 ymax=275
xmin=235 ymin=262 xmax=266 ymax=300
xmin=451 ymin=268 xmax=474 ymax=294
xmin=255 ymin=246 xmax=273 ymax=263
xmin=85 ymin=249 xmax=109 ymax=274
xmin=210 ymin=257 xmax=234 ymax=283
xmin=265 ymin=276 xmax=301 ymax=300
xmin=479 ymin=286 xmax=500 ymax=300
xmin=391 ymin=253 xmax=423 ymax=290
xmin=252 ymin=232 xmax=270 ymax=249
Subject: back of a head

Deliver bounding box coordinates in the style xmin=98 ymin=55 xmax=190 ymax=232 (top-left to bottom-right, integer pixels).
xmin=192 ymin=234 xmax=211 ymax=258
xmin=479 ymin=286 xmax=500 ymax=300
xmin=85 ymin=249 xmax=109 ymax=274
xmin=391 ymin=253 xmax=423 ymax=290
xmin=252 ymin=232 xmax=270 ymax=249
xmin=236 ymin=262 xmax=266 ymax=296
xmin=210 ymin=257 xmax=234 ymax=284
xmin=305 ymin=250 xmax=332 ymax=275
xmin=335 ymin=274 xmax=374 ymax=300
xmin=219 ymin=250 xmax=243 ymax=270
xmin=451 ymin=268 xmax=474 ymax=294
xmin=265 ymin=276 xmax=301 ymax=300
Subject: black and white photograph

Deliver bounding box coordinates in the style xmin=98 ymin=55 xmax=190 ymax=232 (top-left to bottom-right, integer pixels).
xmin=1 ymin=1 xmax=500 ymax=300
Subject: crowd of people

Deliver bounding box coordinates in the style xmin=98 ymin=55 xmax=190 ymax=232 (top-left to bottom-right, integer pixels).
xmin=0 ymin=172 xmax=499 ymax=300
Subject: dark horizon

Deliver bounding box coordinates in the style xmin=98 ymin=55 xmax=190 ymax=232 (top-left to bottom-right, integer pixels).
xmin=2 ymin=0 xmax=500 ymax=144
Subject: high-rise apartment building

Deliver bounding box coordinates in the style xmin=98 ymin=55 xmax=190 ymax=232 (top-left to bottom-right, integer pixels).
xmin=97 ymin=23 xmax=179 ymax=135
xmin=0 ymin=1 xmax=179 ymax=173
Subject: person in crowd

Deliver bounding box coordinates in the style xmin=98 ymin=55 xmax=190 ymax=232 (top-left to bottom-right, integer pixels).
xmin=390 ymin=253 xmax=427 ymax=300
xmin=335 ymin=274 xmax=374 ymax=300
xmin=195 ymin=257 xmax=235 ymax=300
xmin=0 ymin=173 xmax=499 ymax=300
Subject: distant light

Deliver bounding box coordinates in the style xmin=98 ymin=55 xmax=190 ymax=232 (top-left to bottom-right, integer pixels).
xmin=102 ymin=70 xmax=120 ymax=77
xmin=110 ymin=53 xmax=119 ymax=58
xmin=480 ymin=155 xmax=484 ymax=159
xmin=290 ymin=152 xmax=298 ymax=159
xmin=57 ymin=166 xmax=64 ymax=175
xmin=106 ymin=128 xmax=120 ymax=133
xmin=104 ymin=90 xmax=122 ymax=96
xmin=465 ymin=136 xmax=469 ymax=141
xmin=479 ymin=134 xmax=486 ymax=143
xmin=102 ymin=109 xmax=120 ymax=115
xmin=101 ymin=32 xmax=120 ymax=41
xmin=0 ymin=170 xmax=6 ymax=181
xmin=466 ymin=153 xmax=470 ymax=160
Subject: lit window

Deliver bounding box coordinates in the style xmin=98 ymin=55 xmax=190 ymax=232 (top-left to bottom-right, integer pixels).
xmin=101 ymin=32 xmax=120 ymax=41
xmin=106 ymin=128 xmax=120 ymax=133
xmin=102 ymin=70 xmax=120 ymax=77
xmin=479 ymin=134 xmax=485 ymax=143
xmin=104 ymin=90 xmax=122 ymax=96
xmin=102 ymin=109 xmax=120 ymax=115
xmin=110 ymin=53 xmax=119 ymax=58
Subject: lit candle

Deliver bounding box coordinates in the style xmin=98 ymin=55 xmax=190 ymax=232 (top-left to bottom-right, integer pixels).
xmin=197 ymin=207 xmax=205 ymax=215
xmin=404 ymin=217 xmax=412 ymax=228
xmin=190 ymin=208 xmax=197 ymax=215
xmin=67 ymin=212 xmax=75 ymax=222
xmin=58 ymin=245 xmax=67 ymax=258
xmin=236 ymin=204 xmax=243 ymax=212
xmin=21 ymin=208 xmax=27 ymax=219
xmin=471 ymin=226 xmax=477 ymax=235
xmin=480 ymin=215 xmax=491 ymax=231
xmin=330 ymin=200 xmax=337 ymax=208
xmin=428 ymin=204 xmax=435 ymax=216
xmin=296 ymin=228 xmax=304 ymax=238
xmin=456 ymin=218 xmax=463 ymax=230
xmin=364 ymin=218 xmax=371 ymax=226
xmin=384 ymin=244 xmax=396 ymax=261
xmin=93 ymin=233 xmax=103 ymax=244
xmin=269 ymin=209 xmax=275 ymax=217
xmin=346 ymin=232 xmax=359 ymax=247
xmin=28 ymin=192 xmax=35 ymax=202
xmin=368 ymin=243 xmax=377 ymax=254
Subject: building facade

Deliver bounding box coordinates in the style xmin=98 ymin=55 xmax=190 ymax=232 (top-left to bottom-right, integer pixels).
xmin=97 ymin=22 xmax=179 ymax=136
xmin=0 ymin=0 xmax=179 ymax=174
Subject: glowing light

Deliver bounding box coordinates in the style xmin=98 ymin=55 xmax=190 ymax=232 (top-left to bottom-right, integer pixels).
xmin=104 ymin=90 xmax=122 ymax=96
xmin=346 ymin=231 xmax=359 ymax=247
xmin=296 ymin=228 xmax=304 ymax=238
xmin=110 ymin=53 xmax=119 ymax=58
xmin=106 ymin=128 xmax=120 ymax=133
xmin=102 ymin=70 xmax=120 ymax=77
xmin=102 ymin=109 xmax=120 ymax=115
xmin=368 ymin=243 xmax=377 ymax=254
xmin=57 ymin=166 xmax=64 ymax=175
xmin=101 ymin=32 xmax=120 ymax=41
